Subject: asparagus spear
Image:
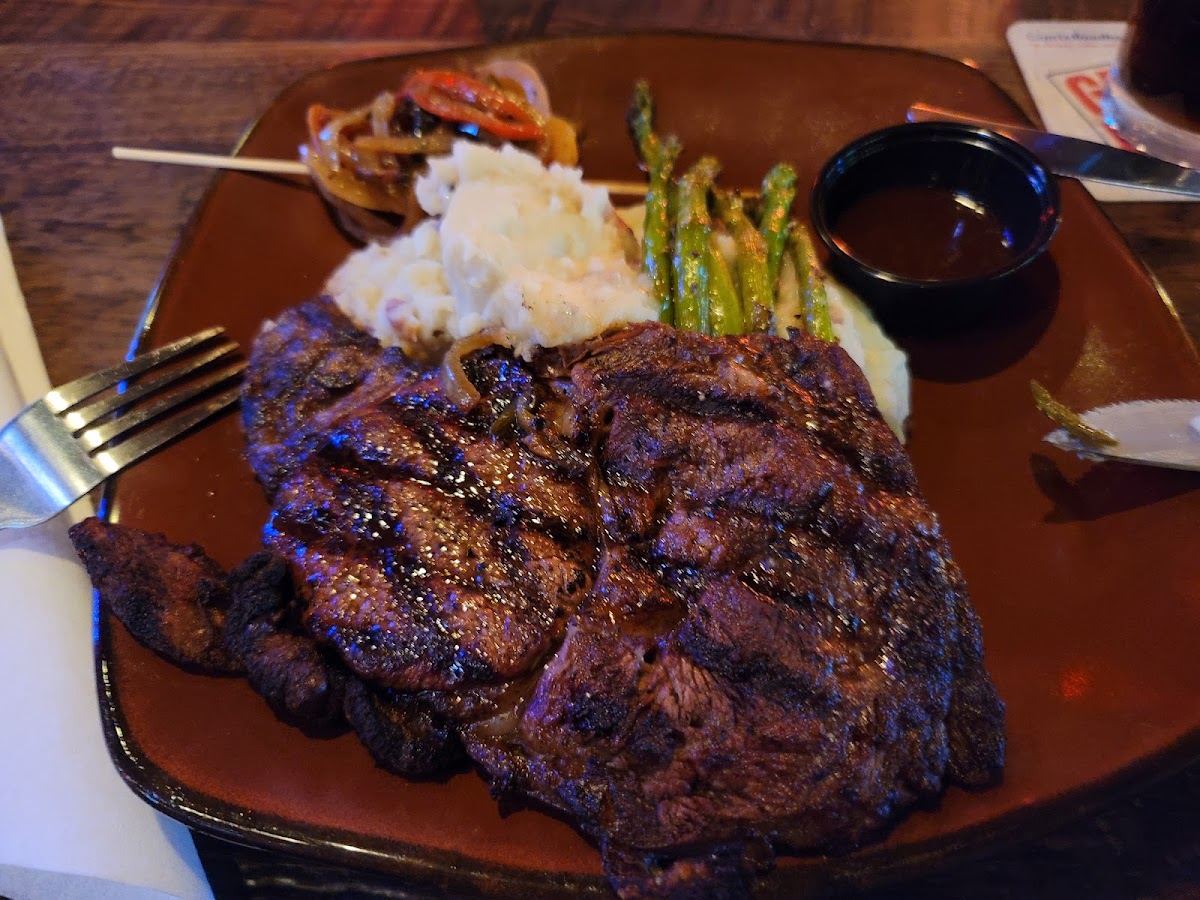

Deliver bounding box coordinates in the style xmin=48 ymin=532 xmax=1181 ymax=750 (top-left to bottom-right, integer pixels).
xmin=714 ymin=188 xmax=773 ymax=333
xmin=628 ymin=81 xmax=682 ymax=323
xmin=789 ymin=223 xmax=836 ymax=342
xmin=759 ymin=163 xmax=798 ymax=290
xmin=627 ymin=80 xmax=658 ymax=159
xmin=673 ymin=156 xmax=720 ymax=334
xmin=645 ymin=137 xmax=682 ymax=322
xmin=707 ymin=235 xmax=744 ymax=336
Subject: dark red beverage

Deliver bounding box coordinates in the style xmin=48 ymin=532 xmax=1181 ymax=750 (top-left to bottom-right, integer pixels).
xmin=1105 ymin=0 xmax=1200 ymax=149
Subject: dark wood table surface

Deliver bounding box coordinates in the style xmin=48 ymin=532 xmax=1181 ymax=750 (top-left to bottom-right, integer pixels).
xmin=4 ymin=1 xmax=1200 ymax=897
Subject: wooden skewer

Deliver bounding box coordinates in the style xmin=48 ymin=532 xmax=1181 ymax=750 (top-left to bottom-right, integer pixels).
xmin=111 ymin=146 xmax=654 ymax=197
xmin=112 ymin=146 xmax=310 ymax=176
xmin=592 ymin=179 xmax=655 ymax=197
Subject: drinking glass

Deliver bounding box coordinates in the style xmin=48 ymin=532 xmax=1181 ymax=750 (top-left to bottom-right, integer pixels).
xmin=1100 ymin=0 xmax=1200 ymax=167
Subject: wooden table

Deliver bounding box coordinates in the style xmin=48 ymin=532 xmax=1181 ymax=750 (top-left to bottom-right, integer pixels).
xmin=3 ymin=1 xmax=1199 ymax=897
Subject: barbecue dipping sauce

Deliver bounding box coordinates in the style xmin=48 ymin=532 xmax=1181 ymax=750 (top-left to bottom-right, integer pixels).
xmin=832 ymin=185 xmax=1017 ymax=281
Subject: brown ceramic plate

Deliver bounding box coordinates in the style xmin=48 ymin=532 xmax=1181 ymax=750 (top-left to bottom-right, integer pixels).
xmin=98 ymin=34 xmax=1200 ymax=896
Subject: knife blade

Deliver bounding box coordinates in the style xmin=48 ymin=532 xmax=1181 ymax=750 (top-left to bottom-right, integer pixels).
xmin=907 ymin=103 xmax=1200 ymax=200
xmin=1043 ymin=399 xmax=1200 ymax=471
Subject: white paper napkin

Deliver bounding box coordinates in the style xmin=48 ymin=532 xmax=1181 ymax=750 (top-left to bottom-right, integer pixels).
xmin=0 ymin=216 xmax=213 ymax=900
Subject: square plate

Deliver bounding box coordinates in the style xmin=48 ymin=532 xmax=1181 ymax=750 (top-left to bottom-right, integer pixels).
xmin=98 ymin=34 xmax=1200 ymax=896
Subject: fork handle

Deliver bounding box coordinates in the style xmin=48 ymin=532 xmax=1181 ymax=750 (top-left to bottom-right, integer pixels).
xmin=0 ymin=423 xmax=73 ymax=528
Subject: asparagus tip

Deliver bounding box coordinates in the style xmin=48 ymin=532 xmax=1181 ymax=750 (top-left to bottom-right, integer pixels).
xmin=763 ymin=161 xmax=799 ymax=191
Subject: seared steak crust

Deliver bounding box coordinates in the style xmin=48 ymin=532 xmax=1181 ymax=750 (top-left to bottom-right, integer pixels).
xmin=342 ymin=679 xmax=467 ymax=777
xmin=74 ymin=298 xmax=1004 ymax=898
xmin=224 ymin=551 xmax=346 ymax=731
xmin=70 ymin=517 xmax=239 ymax=673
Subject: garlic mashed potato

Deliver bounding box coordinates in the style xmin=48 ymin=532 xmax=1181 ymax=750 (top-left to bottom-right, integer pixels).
xmin=325 ymin=141 xmax=657 ymax=361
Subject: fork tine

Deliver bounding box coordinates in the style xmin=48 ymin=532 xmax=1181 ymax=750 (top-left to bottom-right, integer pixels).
xmin=64 ymin=342 xmax=238 ymax=432
xmin=46 ymin=327 xmax=226 ymax=412
xmin=92 ymin=384 xmax=243 ymax=475
xmin=80 ymin=361 xmax=247 ymax=450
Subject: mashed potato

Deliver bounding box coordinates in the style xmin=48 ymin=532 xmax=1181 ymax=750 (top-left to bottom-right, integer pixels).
xmin=821 ymin=280 xmax=910 ymax=440
xmin=326 ymin=141 xmax=657 ymax=360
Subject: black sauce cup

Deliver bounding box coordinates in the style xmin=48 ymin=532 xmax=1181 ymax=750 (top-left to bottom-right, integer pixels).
xmin=809 ymin=122 xmax=1062 ymax=331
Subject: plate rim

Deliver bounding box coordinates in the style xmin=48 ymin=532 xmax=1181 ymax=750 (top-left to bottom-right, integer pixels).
xmin=94 ymin=31 xmax=1200 ymax=896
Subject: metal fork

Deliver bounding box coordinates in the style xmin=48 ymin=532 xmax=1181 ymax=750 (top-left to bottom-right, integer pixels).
xmin=0 ymin=327 xmax=245 ymax=529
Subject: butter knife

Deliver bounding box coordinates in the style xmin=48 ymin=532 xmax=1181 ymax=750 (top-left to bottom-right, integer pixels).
xmin=907 ymin=103 xmax=1200 ymax=199
xmin=1044 ymin=399 xmax=1200 ymax=471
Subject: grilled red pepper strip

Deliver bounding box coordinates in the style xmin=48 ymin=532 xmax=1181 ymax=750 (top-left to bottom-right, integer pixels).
xmin=402 ymin=70 xmax=545 ymax=142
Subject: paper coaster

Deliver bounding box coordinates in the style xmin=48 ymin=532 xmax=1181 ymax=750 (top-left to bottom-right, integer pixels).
xmin=1007 ymin=20 xmax=1196 ymax=203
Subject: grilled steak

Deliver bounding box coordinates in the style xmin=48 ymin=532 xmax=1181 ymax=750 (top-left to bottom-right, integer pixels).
xmin=74 ymin=298 xmax=1004 ymax=897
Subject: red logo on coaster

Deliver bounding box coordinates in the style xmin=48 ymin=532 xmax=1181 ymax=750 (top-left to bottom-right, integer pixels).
xmin=1048 ymin=66 xmax=1134 ymax=149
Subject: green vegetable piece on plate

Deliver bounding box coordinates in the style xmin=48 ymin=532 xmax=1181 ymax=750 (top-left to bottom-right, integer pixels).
xmin=628 ymin=81 xmax=683 ymax=323
xmin=790 ymin=223 xmax=836 ymax=343
xmin=715 ymin=188 xmax=772 ymax=333
xmin=643 ymin=137 xmax=682 ymax=323
xmin=673 ymin=156 xmax=720 ymax=334
xmin=707 ymin=234 xmax=744 ymax=336
xmin=1031 ymin=380 xmax=1117 ymax=447
xmin=759 ymin=162 xmax=798 ymax=290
